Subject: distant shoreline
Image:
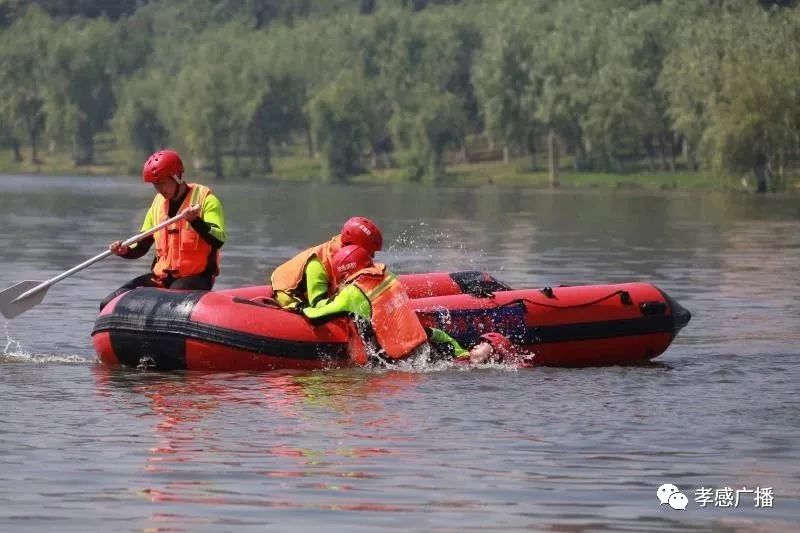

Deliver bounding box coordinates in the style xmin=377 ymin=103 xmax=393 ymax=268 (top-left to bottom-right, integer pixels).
xmin=0 ymin=154 xmax=794 ymax=193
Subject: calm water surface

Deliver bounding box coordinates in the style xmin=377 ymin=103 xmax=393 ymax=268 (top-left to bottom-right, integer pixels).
xmin=1 ymin=175 xmax=798 ymax=531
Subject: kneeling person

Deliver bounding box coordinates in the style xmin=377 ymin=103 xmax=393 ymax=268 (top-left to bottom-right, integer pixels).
xmin=270 ymin=217 xmax=383 ymax=310
xmin=302 ymin=245 xmax=468 ymax=364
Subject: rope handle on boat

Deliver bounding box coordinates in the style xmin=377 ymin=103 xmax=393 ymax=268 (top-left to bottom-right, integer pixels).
xmin=498 ymin=289 xmax=633 ymax=310
xmin=232 ymin=296 xmax=283 ymax=309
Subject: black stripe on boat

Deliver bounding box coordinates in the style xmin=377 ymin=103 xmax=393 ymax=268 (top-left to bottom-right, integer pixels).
xmin=520 ymin=316 xmax=677 ymax=344
xmin=92 ymin=288 xmax=348 ymax=369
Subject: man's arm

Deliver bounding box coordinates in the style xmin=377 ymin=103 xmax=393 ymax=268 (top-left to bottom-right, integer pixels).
xmin=120 ymin=236 xmax=153 ymax=259
xmin=302 ymin=285 xmax=372 ymax=324
xmin=111 ymin=205 xmax=155 ymax=259
xmin=189 ymin=193 xmax=226 ymax=249
xmin=427 ymin=327 xmax=469 ymax=358
xmin=304 ymin=258 xmax=330 ymax=308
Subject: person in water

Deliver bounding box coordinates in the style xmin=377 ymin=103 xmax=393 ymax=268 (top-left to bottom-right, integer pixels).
xmin=466 ymin=332 xmax=534 ymax=366
xmin=100 ymin=150 xmax=226 ymax=310
xmin=301 ymin=244 xmax=531 ymax=367
xmin=270 ymin=216 xmax=383 ymax=310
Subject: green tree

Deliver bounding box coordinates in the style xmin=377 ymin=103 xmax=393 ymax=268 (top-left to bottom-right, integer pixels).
xmin=700 ymin=7 xmax=800 ymax=185
xmin=659 ymin=9 xmax=728 ymax=171
xmin=420 ymin=7 xmax=483 ymax=156
xmin=1 ymin=0 xmax=143 ymax=21
xmin=111 ymin=71 xmax=170 ymax=170
xmin=307 ymin=71 xmax=374 ymax=181
xmin=391 ymin=88 xmax=465 ymax=182
xmin=624 ymin=3 xmax=680 ymax=172
xmin=659 ymin=1 xmax=800 ymax=184
xmin=276 ymin=14 xmax=358 ymax=158
xmin=0 ymin=6 xmax=52 ymax=163
xmin=372 ymin=8 xmax=474 ymax=179
xmin=535 ymin=1 xmax=598 ymax=180
xmin=580 ymin=8 xmax=657 ymax=171
xmin=473 ymin=4 xmax=543 ymax=170
xmin=43 ymin=16 xmax=117 ymax=165
xmin=240 ymin=31 xmax=314 ymax=174
xmin=163 ymin=23 xmax=256 ymax=178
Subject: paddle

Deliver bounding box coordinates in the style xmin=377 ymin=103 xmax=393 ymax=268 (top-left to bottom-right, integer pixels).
xmin=0 ymin=208 xmax=196 ymax=319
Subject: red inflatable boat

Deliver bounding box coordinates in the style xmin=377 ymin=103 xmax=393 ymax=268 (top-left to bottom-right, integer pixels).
xmin=92 ymin=271 xmax=690 ymax=371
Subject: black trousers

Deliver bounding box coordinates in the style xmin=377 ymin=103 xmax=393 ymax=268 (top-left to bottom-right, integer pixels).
xmin=99 ymin=272 xmax=214 ymax=310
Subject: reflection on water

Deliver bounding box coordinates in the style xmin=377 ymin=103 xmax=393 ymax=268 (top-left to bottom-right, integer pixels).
xmin=1 ymin=177 xmax=799 ymax=530
xmin=91 ymin=367 xmax=425 ymax=519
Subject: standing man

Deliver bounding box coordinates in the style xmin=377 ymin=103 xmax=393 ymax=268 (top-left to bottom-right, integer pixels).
xmin=100 ymin=150 xmax=226 ymax=309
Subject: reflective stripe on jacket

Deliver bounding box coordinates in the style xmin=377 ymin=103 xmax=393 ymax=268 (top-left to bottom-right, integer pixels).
xmin=151 ymin=183 xmax=217 ymax=280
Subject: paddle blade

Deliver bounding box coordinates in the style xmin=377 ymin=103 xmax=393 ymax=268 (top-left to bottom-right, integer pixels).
xmin=0 ymin=281 xmax=48 ymax=319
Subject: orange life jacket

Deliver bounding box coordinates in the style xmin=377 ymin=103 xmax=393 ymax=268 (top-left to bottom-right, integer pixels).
xmin=270 ymin=235 xmax=342 ymax=293
xmin=151 ymin=183 xmax=218 ymax=281
xmin=349 ymin=265 xmax=428 ymax=360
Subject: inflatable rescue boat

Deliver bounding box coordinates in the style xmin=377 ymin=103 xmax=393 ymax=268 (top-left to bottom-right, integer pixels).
xmin=92 ymin=271 xmax=690 ymax=371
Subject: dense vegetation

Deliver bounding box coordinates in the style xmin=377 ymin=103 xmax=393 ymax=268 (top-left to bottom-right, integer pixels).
xmin=1 ymin=0 xmax=798 ymax=189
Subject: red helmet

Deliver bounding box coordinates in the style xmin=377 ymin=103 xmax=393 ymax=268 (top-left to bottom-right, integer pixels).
xmin=478 ymin=332 xmax=534 ymax=366
xmin=331 ymin=244 xmax=373 ymax=283
xmin=142 ymin=150 xmax=184 ymax=183
xmin=340 ymin=217 xmax=383 ymax=255
xmin=479 ymin=333 xmax=515 ymax=360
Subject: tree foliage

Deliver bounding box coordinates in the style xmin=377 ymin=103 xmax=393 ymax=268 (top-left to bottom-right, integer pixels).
xmin=0 ymin=6 xmax=52 ymax=163
xmin=1 ymin=0 xmax=799 ymax=187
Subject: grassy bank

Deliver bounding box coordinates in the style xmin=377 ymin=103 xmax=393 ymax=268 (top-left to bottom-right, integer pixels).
xmin=2 ymin=148 xmax=795 ymax=193
xmin=0 ymin=150 xmax=129 ymax=178
xmin=362 ymin=159 xmax=725 ymax=190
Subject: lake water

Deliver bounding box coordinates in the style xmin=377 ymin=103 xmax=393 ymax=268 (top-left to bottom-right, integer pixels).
xmin=1 ymin=175 xmax=798 ymax=531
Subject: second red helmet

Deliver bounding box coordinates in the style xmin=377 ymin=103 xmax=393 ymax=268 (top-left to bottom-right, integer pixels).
xmin=331 ymin=244 xmax=373 ymax=283
xmin=142 ymin=150 xmax=184 ymax=183
xmin=340 ymin=217 xmax=383 ymax=255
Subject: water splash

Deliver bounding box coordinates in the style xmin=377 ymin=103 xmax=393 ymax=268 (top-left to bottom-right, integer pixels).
xmin=3 ymin=352 xmax=94 ymax=364
xmin=3 ymin=323 xmax=24 ymax=356
xmin=367 ymin=342 xmax=524 ymax=373
xmin=2 ymin=323 xmax=93 ymax=364
xmin=388 ymin=221 xmax=485 ymax=272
